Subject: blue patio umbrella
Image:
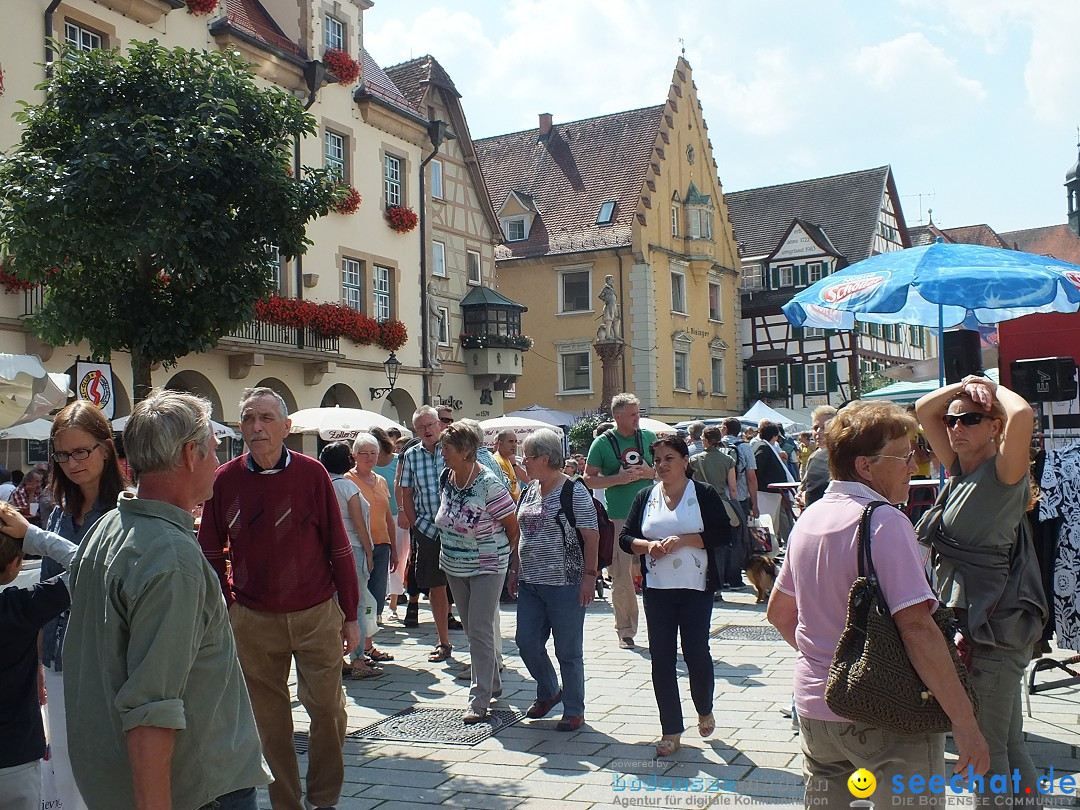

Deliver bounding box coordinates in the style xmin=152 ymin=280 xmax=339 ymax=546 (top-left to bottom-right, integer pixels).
xmin=782 ymin=240 xmax=1080 ymax=384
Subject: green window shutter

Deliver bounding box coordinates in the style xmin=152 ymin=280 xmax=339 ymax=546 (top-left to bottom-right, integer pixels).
xmin=797 ymin=264 xmax=808 ymax=286
xmin=778 ymin=364 xmax=789 ymax=392
xmin=792 ymin=326 xmax=803 ymax=340
xmin=770 ymin=267 xmax=780 ymax=290
xmin=791 ymin=364 xmax=805 ymax=395
xmin=827 ymin=362 xmax=839 ymax=392
xmin=745 ymin=366 xmax=759 ymax=397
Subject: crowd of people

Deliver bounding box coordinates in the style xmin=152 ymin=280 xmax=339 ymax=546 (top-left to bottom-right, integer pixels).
xmin=0 ymin=376 xmax=1054 ymax=809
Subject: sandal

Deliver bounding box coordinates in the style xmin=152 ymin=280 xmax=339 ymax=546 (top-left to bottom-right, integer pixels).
xmin=698 ymin=713 xmax=715 ymax=738
xmin=365 ymin=646 xmax=394 ymax=662
xmin=427 ymin=643 xmax=453 ymax=663
xmin=655 ymin=736 xmax=681 ymax=757
xmin=344 ymin=662 xmax=383 ymax=680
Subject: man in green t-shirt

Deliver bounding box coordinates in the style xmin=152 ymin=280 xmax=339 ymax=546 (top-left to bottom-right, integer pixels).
xmin=584 ymin=393 xmax=656 ymax=649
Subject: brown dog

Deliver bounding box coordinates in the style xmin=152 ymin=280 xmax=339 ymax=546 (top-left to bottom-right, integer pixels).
xmin=745 ymin=556 xmax=778 ymax=604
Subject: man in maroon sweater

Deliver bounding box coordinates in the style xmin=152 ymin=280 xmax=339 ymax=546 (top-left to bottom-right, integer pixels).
xmin=198 ymin=387 xmax=359 ymax=810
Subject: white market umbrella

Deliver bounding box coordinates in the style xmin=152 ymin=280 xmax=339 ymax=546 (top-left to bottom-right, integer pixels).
xmin=638 ymin=417 xmax=678 ymax=436
xmin=112 ymin=414 xmax=239 ymax=440
xmin=0 ymin=354 xmax=70 ymax=430
xmin=480 ymin=416 xmax=563 ymax=445
xmin=0 ymin=418 xmax=53 ymax=441
xmin=289 ymin=406 xmax=404 ymax=442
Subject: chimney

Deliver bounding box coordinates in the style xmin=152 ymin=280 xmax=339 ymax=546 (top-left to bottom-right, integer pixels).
xmin=538 ymin=113 xmax=553 ymax=142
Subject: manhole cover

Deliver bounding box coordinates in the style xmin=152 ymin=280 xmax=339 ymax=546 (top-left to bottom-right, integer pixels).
xmin=711 ymin=624 xmax=782 ymax=642
xmin=295 ymin=706 xmax=524 ymax=751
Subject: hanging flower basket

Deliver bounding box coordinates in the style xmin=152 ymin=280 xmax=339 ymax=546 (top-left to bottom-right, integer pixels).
xmin=385 ymin=205 xmax=418 ymax=234
xmin=323 ymin=48 xmax=360 ymax=85
xmin=331 ymin=185 xmax=362 ymax=215
xmin=185 ymin=0 xmax=218 ymax=15
xmin=254 ymin=296 xmax=407 ymax=351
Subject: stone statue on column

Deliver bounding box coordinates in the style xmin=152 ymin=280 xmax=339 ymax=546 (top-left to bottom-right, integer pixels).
xmin=594 ymin=274 xmax=623 ymax=411
xmin=427 ymin=281 xmax=442 ymax=368
xmin=596 ymin=274 xmax=620 ymax=341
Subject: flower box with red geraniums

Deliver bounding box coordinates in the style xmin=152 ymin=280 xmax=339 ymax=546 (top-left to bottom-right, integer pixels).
xmin=185 ymin=0 xmax=218 ymax=15
xmin=254 ymin=296 xmax=407 ymax=351
xmin=332 ymin=185 xmax=362 ymax=215
xmin=0 ymin=259 xmax=62 ymax=293
xmin=323 ymin=49 xmax=360 ymax=86
xmin=385 ymin=205 xmax=418 ymax=234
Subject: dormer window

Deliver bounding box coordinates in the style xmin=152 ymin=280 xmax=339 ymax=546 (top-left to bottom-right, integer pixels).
xmin=596 ymin=200 xmax=616 ymax=225
xmin=505 ymin=217 xmax=526 ymax=241
xmin=497 ymin=191 xmax=537 ymax=243
xmin=683 ymin=181 xmax=714 ymax=241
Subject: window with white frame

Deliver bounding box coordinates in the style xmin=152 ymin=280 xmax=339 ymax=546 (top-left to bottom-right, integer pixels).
xmin=688 ymin=208 xmax=712 ymax=239
xmin=778 ymin=265 xmax=794 ymax=287
xmin=437 ymin=306 xmax=450 ymax=345
xmin=384 ymin=154 xmax=402 ymax=207
xmin=467 ymin=250 xmax=482 ymax=285
xmin=324 ymin=131 xmax=345 ymax=180
xmin=430 ymin=160 xmax=444 ymax=199
xmin=803 ymin=327 xmax=825 ymax=339
xmin=674 ymin=349 xmax=690 ymax=390
xmin=670 ymin=270 xmax=687 ymax=313
xmin=759 ymin=365 xmax=778 ymax=392
xmin=559 ymin=351 xmax=591 ymax=392
xmin=808 ymin=261 xmax=826 ymax=284
xmin=432 ymin=241 xmax=446 ymax=277
xmin=671 ymin=205 xmax=679 ymax=237
xmin=264 ymin=244 xmax=281 ymax=292
xmin=373 ymin=265 xmax=392 ymax=320
xmin=324 ymin=14 xmax=345 ymax=52
xmin=711 ymin=356 xmax=725 ymax=394
xmin=560 ymin=270 xmax=591 ymax=313
xmin=806 ymin=362 xmax=827 ymax=394
xmin=342 ymin=258 xmax=363 ymax=312
xmin=65 ymin=21 xmax=102 ymax=51
xmin=504 ymin=217 xmax=526 ymax=241
xmin=708 ymin=282 xmax=722 ymax=321
xmin=742 ymin=264 xmax=763 ymax=290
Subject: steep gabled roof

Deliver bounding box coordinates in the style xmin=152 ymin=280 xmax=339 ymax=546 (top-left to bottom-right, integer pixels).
xmin=909 ymin=223 xmax=951 ymax=246
xmin=355 ymin=50 xmax=425 ymax=122
xmin=383 ymin=55 xmax=461 ymax=112
xmin=216 ymin=0 xmax=307 ymax=61
xmin=726 ymin=166 xmax=896 ymax=265
xmin=937 ymin=224 xmax=1009 ymax=249
xmin=475 ymin=105 xmax=665 ymax=259
xmin=1000 ymin=223 xmax=1080 ymax=264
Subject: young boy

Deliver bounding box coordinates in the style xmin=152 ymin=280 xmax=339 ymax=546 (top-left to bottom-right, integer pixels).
xmin=0 ymin=507 xmax=77 ymax=810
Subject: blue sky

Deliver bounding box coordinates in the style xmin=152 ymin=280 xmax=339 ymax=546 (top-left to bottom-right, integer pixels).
xmin=366 ymin=0 xmax=1080 ymax=234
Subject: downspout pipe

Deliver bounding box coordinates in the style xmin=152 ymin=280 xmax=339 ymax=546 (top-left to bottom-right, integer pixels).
xmin=418 ymin=120 xmax=455 ymax=406
xmin=45 ymin=0 xmax=63 ymax=72
xmin=292 ymin=61 xmax=327 ymax=314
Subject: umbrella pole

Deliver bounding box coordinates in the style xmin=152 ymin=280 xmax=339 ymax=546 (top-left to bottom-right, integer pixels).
xmin=938 ymin=305 xmax=946 ymax=487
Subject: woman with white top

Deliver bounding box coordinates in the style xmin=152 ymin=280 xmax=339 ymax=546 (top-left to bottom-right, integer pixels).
xmin=620 ymin=436 xmax=732 ymax=757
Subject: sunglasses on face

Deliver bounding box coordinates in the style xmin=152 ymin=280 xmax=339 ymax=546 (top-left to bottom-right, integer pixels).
xmin=439 ymin=417 xmax=453 ymax=424
xmin=943 ymin=412 xmax=987 ymax=429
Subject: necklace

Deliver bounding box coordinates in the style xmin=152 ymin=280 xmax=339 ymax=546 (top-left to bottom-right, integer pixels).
xmin=452 ymin=464 xmax=479 ymax=491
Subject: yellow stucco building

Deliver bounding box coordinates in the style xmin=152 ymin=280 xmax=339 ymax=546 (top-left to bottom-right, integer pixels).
xmin=475 ymin=58 xmax=742 ymax=423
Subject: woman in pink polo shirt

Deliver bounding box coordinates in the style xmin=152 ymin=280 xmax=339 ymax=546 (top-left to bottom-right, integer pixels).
xmin=767 ymin=401 xmax=988 ymax=808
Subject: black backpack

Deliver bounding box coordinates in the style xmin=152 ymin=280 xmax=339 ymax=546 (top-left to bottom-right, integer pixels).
xmin=557 ymin=479 xmax=615 ymax=570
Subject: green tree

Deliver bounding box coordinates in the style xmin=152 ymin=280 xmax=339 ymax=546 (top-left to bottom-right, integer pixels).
xmin=568 ymin=412 xmax=609 ymax=454
xmin=0 ymin=40 xmax=343 ymax=400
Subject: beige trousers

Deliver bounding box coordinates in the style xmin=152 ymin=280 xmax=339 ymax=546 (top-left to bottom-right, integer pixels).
xmin=609 ymin=518 xmax=640 ymax=640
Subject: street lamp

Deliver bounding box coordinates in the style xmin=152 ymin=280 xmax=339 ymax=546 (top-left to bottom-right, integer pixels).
xmin=369 ymin=352 xmax=401 ymax=400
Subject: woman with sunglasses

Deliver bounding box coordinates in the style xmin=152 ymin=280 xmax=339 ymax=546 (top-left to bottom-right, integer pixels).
xmin=915 ymin=374 xmax=1046 ymax=797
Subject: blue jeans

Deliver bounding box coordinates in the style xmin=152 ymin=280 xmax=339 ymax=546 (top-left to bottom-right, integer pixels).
xmin=198 ymin=787 xmax=258 ymax=810
xmin=643 ymin=587 xmax=714 ymax=735
xmin=368 ymin=543 xmax=391 ymax=616
xmin=515 ymin=580 xmax=586 ymax=717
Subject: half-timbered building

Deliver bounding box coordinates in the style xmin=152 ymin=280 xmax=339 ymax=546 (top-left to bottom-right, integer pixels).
xmin=727 ymin=166 xmax=936 ymax=409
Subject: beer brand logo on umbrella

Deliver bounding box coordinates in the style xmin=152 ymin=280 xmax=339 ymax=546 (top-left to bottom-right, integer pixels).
xmin=821 ymin=272 xmax=889 ymax=304
xmin=76 ymin=361 xmax=115 ymax=419
xmin=1064 ymin=270 xmax=1080 ymax=290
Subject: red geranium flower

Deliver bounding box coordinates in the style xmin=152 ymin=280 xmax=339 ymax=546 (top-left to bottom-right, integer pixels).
xmin=185 ymin=0 xmax=218 ymax=15
xmin=323 ymin=49 xmax=360 ymax=86
xmin=332 ymin=185 xmax=362 ymax=215
xmin=385 ymin=205 xmax=418 ymax=234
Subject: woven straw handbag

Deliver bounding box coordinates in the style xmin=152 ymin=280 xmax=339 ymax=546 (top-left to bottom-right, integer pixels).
xmin=825 ymin=501 xmax=978 ymax=735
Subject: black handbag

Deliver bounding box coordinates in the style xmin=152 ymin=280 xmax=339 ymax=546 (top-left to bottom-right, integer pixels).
xmin=824 ymin=501 xmax=979 ymax=735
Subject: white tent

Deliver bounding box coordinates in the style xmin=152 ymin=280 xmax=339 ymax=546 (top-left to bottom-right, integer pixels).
xmin=740 ymin=400 xmax=795 ymax=427
xmin=0 ymin=354 xmax=70 ymax=430
xmin=0 ymin=418 xmax=53 ymax=441
xmin=480 ymin=416 xmax=563 ymax=445
xmin=638 ymin=417 xmax=678 ymax=436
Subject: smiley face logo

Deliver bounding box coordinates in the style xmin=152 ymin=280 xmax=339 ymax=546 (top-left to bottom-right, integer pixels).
xmin=847 ymin=768 xmax=876 ymax=798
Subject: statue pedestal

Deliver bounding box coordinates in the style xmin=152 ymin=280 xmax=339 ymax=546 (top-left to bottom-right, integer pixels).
xmin=594 ymin=338 xmax=625 ymax=412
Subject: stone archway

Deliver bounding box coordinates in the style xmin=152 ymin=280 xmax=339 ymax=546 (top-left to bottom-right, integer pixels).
xmin=253 ymin=377 xmax=298 ymax=414
xmin=385 ymin=389 xmax=417 ymax=426
xmin=164 ymin=370 xmax=224 ymax=421
xmin=320 ymin=383 xmax=362 ymax=409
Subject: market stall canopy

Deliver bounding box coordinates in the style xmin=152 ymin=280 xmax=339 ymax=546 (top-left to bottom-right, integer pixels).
xmin=741 ymin=400 xmax=795 ymax=427
xmin=112 ymin=414 xmax=239 ymax=440
xmin=637 ymin=417 xmax=678 ymax=436
xmin=0 ymin=418 xmax=53 ymax=441
xmin=505 ymin=405 xmax=578 ymax=428
xmin=289 ymin=406 xmax=407 ymax=442
xmin=480 ymin=416 xmax=563 ymax=445
xmin=0 ymin=354 xmax=70 ymax=430
xmin=862 ymin=367 xmax=1000 ymax=404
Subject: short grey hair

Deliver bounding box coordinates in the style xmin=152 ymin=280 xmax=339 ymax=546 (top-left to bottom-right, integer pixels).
xmin=125 ymin=388 xmax=214 ymax=477
xmin=440 ymin=421 xmax=480 ymax=460
xmin=610 ymin=392 xmax=639 ymax=416
xmin=239 ymin=387 xmax=288 ymax=419
xmin=351 ymin=433 xmax=380 ymax=453
xmin=412 ymin=405 xmax=438 ymax=427
xmin=687 ymin=421 xmax=705 ymax=439
xmin=522 ymin=429 xmax=564 ymax=469
xmin=497 ymin=429 xmax=517 ymax=443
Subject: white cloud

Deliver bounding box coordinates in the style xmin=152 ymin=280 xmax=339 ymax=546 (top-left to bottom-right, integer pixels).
xmin=852 ymin=32 xmax=985 ymax=102
xmin=1023 ymin=3 xmax=1080 ymax=124
xmin=695 ymin=49 xmax=812 ymax=138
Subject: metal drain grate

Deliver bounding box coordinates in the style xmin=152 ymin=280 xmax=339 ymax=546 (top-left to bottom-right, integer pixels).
xmin=295 ymin=706 xmax=524 ymax=752
xmin=711 ymin=624 xmax=783 ymax=642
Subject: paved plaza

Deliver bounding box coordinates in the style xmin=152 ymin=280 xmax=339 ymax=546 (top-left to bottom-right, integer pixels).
xmin=266 ymin=589 xmax=1080 ymax=809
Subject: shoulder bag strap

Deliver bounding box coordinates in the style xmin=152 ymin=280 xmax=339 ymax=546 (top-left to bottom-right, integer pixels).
xmin=857 ymin=500 xmax=891 ymax=582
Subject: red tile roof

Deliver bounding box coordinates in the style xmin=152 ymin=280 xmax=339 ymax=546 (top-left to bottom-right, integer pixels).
xmin=937 ymin=224 xmax=1009 ymax=249
xmin=221 ymin=0 xmax=306 ymax=60
xmin=475 ymin=105 xmax=664 ymax=259
xmin=383 ymin=55 xmax=460 ymax=113
xmin=356 ymin=50 xmax=423 ymax=121
xmin=999 ymin=223 xmax=1080 ymax=264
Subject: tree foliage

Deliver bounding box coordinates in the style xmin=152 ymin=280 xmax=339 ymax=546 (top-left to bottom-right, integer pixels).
xmin=567 ymin=412 xmax=609 ymax=454
xmin=0 ymin=40 xmax=343 ymax=398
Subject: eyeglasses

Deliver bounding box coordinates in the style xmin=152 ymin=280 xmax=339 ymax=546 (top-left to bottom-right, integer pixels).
xmin=873 ymin=449 xmax=916 ymax=464
xmin=414 ymin=421 xmax=440 ymax=431
xmin=439 ymin=417 xmax=453 ymax=424
xmin=943 ymin=412 xmax=987 ymax=429
xmin=52 ymin=443 xmax=101 ymax=464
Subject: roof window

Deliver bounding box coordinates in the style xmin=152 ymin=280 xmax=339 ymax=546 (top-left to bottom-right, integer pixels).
xmin=596 ymin=200 xmax=617 ymax=225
